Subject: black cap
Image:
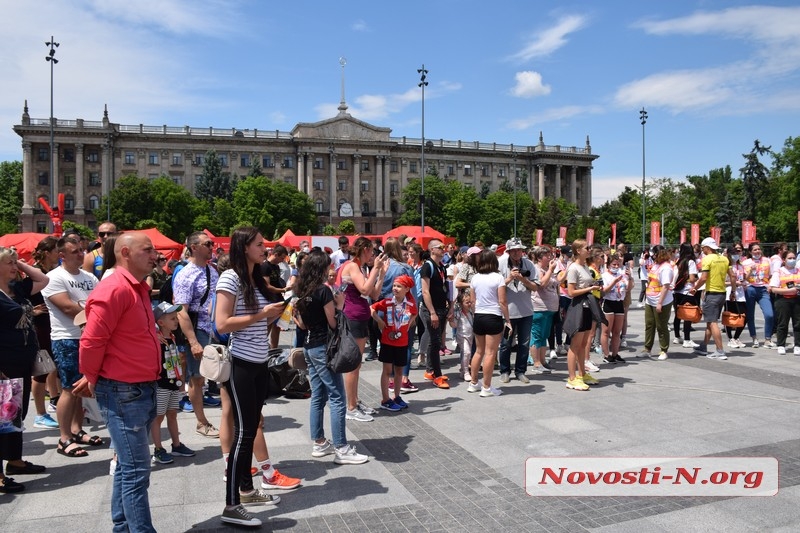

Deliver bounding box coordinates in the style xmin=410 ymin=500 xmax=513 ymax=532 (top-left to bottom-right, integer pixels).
xmin=560 ymin=245 xmax=572 ymax=256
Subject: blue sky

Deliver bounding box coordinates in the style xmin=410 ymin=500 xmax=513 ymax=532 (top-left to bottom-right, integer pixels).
xmin=2 ymin=0 xmax=799 ymax=206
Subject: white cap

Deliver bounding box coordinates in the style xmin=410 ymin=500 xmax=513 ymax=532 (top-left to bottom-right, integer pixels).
xmin=701 ymin=237 xmax=719 ymax=250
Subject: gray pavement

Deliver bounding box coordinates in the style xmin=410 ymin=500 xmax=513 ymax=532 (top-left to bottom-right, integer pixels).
xmin=3 ymin=287 xmax=800 ymax=532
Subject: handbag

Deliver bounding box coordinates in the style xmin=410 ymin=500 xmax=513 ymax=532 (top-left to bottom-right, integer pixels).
xmin=722 ymin=310 xmax=745 ymax=328
xmin=676 ymin=303 xmax=703 ymax=323
xmin=200 ymin=343 xmax=231 ymax=382
xmin=32 ymin=349 xmax=57 ymax=377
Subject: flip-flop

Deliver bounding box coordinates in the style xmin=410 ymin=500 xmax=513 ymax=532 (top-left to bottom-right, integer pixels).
xmin=73 ymin=430 xmax=104 ymax=447
xmin=57 ymin=438 xmax=88 ymax=458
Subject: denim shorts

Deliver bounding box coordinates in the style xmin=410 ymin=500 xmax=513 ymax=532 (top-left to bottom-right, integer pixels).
xmin=52 ymin=338 xmax=81 ymax=389
xmin=183 ymin=329 xmax=210 ymax=379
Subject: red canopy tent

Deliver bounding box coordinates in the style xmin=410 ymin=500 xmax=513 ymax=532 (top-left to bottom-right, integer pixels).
xmin=128 ymin=228 xmax=184 ymax=262
xmin=203 ymin=229 xmax=231 ymax=254
xmin=0 ymin=233 xmax=52 ymax=262
xmin=277 ymin=229 xmax=308 ymax=249
xmin=382 ymin=225 xmax=455 ymax=249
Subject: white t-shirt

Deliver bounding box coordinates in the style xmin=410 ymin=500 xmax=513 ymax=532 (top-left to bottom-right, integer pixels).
xmin=646 ymin=263 xmax=675 ymax=307
xmin=470 ymin=272 xmax=504 ymax=316
xmin=601 ymin=271 xmax=628 ymax=301
xmin=216 ymin=270 xmax=271 ymax=364
xmin=330 ymin=249 xmax=350 ymax=269
xmin=41 ymin=266 xmax=99 ymax=340
xmin=672 ymin=260 xmax=698 ymax=295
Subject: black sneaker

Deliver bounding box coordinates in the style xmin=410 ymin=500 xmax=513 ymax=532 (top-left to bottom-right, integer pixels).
xmin=613 ymin=354 xmax=626 ymax=363
xmin=221 ymin=504 xmax=261 ymax=527
xmin=5 ymin=461 xmax=46 ymax=476
xmin=603 ymin=355 xmax=615 ymax=364
xmin=0 ymin=477 xmax=25 ymax=493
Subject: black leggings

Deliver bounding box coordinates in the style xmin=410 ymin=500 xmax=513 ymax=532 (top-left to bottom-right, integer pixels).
xmin=673 ymin=292 xmax=697 ymax=340
xmin=638 ymin=279 xmax=647 ymax=302
xmin=224 ymin=357 xmax=268 ymax=506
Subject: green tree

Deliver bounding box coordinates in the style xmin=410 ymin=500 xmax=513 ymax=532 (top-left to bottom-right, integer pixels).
xmin=149 ymin=176 xmax=200 ymax=242
xmin=396 ymin=175 xmax=449 ymax=231
xmin=231 ymin=176 xmax=316 ymax=237
xmin=248 ymin=156 xmax=264 ymax=178
xmin=538 ymin=197 xmax=579 ymax=244
xmin=322 ymin=224 xmax=336 ymax=236
xmin=337 ymin=219 xmax=356 ymax=235
xmin=99 ymin=174 xmax=154 ymax=231
xmin=442 ymin=181 xmax=482 ymax=245
xmin=740 ymin=140 xmax=771 ymax=222
xmin=196 ymin=150 xmax=236 ymax=203
xmin=0 ymin=161 xmax=23 ymax=236
xmin=61 ymin=221 xmax=94 ymax=239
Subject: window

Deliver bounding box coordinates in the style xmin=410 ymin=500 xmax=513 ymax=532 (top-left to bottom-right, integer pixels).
xmin=481 ymin=165 xmax=489 ymax=177
xmin=337 ymin=160 xmax=347 ymax=170
xmin=390 ymin=181 xmax=399 ymax=194
xmin=516 ymin=169 xmax=521 ymax=179
xmin=38 ymin=148 xmax=49 ymax=161
xmin=263 ymin=155 xmax=273 ymax=168
xmin=362 ymin=201 xmax=370 ymax=213
xmin=172 ymin=153 xmax=182 ymax=166
xmin=195 ymin=154 xmax=205 ymax=166
xmin=314 ymin=179 xmax=324 ymax=191
xmin=314 ymin=157 xmax=324 ymax=170
xmin=447 ymin=165 xmax=454 ymax=176
xmin=240 ymin=154 xmax=250 ymax=167
xmin=282 ymin=156 xmax=293 ymax=168
xmin=219 ymin=154 xmax=228 ymax=167
xmin=338 ymin=180 xmax=347 ymax=191
xmin=37 ymin=171 xmax=49 ymax=186
xmin=89 ymin=172 xmax=101 ymax=186
xmin=148 ymin=152 xmax=159 ymax=165
xmin=64 ymin=195 xmax=74 ymax=210
xmin=64 ymin=173 xmax=75 ymax=186
xmin=36 ymin=220 xmax=47 ymax=233
xmin=315 ymin=200 xmax=325 ymax=213
xmin=390 ymin=160 xmax=398 ymax=173
xmin=464 ymin=164 xmax=472 ymax=176
xmin=360 ymin=180 xmax=369 ymax=192
xmin=171 ymin=175 xmax=182 ymax=185
xmin=498 ymin=167 xmax=506 ymax=178
xmin=63 ymin=148 xmax=74 ymax=162
xmin=124 ymin=151 xmax=135 ymax=165
xmin=87 ymin=150 xmax=99 ymax=163
xmin=409 ymin=162 xmax=417 ymax=173
xmin=361 ymin=160 xmax=369 ymax=171
xmin=89 ymin=195 xmax=100 ymax=210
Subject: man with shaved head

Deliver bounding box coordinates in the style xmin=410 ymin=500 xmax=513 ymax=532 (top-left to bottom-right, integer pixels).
xmin=76 ymin=232 xmax=161 ymax=532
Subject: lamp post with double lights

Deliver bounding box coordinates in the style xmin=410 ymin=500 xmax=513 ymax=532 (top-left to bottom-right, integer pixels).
xmin=418 ymin=64 xmax=428 ymax=231
xmin=640 ymin=107 xmax=648 ymax=253
xmin=511 ymin=151 xmax=518 ymax=238
xmin=328 ymin=145 xmax=335 ymax=227
xmin=46 ymin=37 xmax=59 ymax=220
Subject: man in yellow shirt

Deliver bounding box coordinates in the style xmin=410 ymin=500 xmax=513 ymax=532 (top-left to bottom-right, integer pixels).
xmin=691 ymin=238 xmax=736 ymax=359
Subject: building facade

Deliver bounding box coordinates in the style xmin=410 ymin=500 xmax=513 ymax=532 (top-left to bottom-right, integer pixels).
xmin=13 ymin=102 xmax=598 ymax=234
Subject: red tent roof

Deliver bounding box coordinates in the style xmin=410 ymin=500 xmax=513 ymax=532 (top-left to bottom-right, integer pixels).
xmin=382 ymin=225 xmax=455 ymax=249
xmin=0 ymin=233 xmax=52 ymax=262
xmin=125 ymin=228 xmax=184 ymax=262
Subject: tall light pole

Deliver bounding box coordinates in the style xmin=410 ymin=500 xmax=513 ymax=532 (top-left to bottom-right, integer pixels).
xmin=328 ymin=145 xmax=335 ymax=228
xmin=418 ymin=65 xmax=428 ymax=232
xmin=640 ymin=107 xmax=648 ymax=253
xmin=511 ymin=151 xmax=518 ymax=238
xmin=46 ymin=36 xmax=59 ymax=220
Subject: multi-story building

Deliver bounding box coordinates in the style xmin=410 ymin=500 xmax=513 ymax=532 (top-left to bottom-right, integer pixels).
xmin=13 ymin=100 xmax=598 ymax=233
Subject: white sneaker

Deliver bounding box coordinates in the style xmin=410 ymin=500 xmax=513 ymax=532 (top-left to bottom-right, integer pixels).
xmin=479 ymin=386 xmax=503 ymax=397
xmin=707 ymin=350 xmax=728 ymax=360
xmin=549 ymin=349 xmax=558 ymax=361
xmin=585 ymin=360 xmax=600 ymax=372
xmin=556 ymin=344 xmax=567 ymax=356
xmin=658 ymin=351 xmax=668 ymax=361
xmin=467 ymin=381 xmax=481 ymax=393
xmin=346 ymin=408 xmax=373 ymax=422
xmin=727 ymin=339 xmax=738 ymax=348
xmin=683 ymin=340 xmax=699 ymax=348
xmin=794 ymin=346 xmax=800 ymax=356
xmin=463 ymin=371 xmax=472 ymax=382
xmin=620 ymin=339 xmax=628 ymax=349
xmin=673 ymin=337 xmax=682 ymax=345
xmin=638 ymin=350 xmax=651 ymax=358
xmin=356 ymin=400 xmax=376 ymax=415
xmin=777 ymin=346 xmax=786 ymax=355
xmin=334 ymin=444 xmax=369 ymax=465
xmin=763 ymin=340 xmax=777 ymax=349
xmin=311 ymin=439 xmax=335 ymax=457
xmin=636 ymin=302 xmax=645 ymax=308
xmin=752 ymin=339 xmax=760 ymax=348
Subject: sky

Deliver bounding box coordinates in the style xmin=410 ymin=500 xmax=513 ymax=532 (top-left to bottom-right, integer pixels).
xmin=1 ymin=0 xmax=799 ymax=207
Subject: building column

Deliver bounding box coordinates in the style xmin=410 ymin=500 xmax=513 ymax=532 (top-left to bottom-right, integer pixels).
xmin=329 ymin=152 xmax=337 ymax=220
xmin=570 ymin=165 xmax=577 ymax=205
xmin=296 ymin=152 xmax=303 ymax=191
xmin=101 ymin=144 xmax=111 ymax=199
xmin=304 ymin=153 xmax=314 ymax=196
xmin=52 ymin=143 xmax=60 ymax=202
xmin=21 ymin=141 xmax=33 ymax=213
xmin=75 ymin=143 xmax=85 ymax=213
xmin=555 ymin=165 xmax=562 ymax=199
xmin=584 ymin=166 xmax=593 ymax=213
xmin=538 ymin=164 xmax=545 ymax=201
xmin=376 ymin=155 xmax=385 ymax=216
xmin=353 ymin=154 xmax=362 ymax=218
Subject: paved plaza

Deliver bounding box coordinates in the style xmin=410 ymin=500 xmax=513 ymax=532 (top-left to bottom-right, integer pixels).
xmin=3 ymin=289 xmax=800 ymax=532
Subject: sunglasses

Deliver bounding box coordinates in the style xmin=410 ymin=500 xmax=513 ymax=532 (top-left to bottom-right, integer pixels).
xmin=198 ymin=241 xmax=214 ymax=248
xmin=98 ymin=231 xmax=115 ymax=238
xmin=158 ymin=257 xmax=166 ymax=262
xmin=433 ymin=245 xmax=445 ymax=250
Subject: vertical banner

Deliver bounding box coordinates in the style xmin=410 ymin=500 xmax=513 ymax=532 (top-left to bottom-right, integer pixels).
xmin=742 ymin=220 xmax=753 ymax=246
xmin=711 ymin=226 xmax=722 ymax=244
xmin=559 ymin=226 xmax=567 ymax=241
xmin=752 ymin=225 xmax=757 ymax=243
xmin=610 ymin=223 xmax=617 ymax=247
xmin=680 ymin=227 xmax=686 ymax=243
xmin=650 ymin=221 xmax=660 ymax=246
xmin=535 ymin=229 xmax=543 ymax=246
xmin=691 ymin=224 xmax=700 ymax=245
xmin=586 ymin=228 xmax=595 ymax=246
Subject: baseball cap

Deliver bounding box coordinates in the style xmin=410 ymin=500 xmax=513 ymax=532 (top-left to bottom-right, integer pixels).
xmin=700 ymin=237 xmax=719 ymax=250
xmin=154 ymin=301 xmax=182 ymax=321
xmin=560 ymin=245 xmax=573 ymax=256
xmin=404 ymin=237 xmax=416 ymax=245
xmin=459 ymin=246 xmax=469 ymax=254
xmin=466 ymin=246 xmax=481 ymax=256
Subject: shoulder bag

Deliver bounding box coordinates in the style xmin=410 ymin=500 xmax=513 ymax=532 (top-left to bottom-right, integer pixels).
xmin=200 ymin=342 xmax=231 ymax=383
xmin=676 ymin=302 xmax=703 ymax=323
xmin=32 ymin=349 xmax=57 ymax=377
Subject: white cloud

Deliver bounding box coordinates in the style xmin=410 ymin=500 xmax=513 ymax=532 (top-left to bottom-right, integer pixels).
xmin=351 ymin=19 xmax=370 ymax=32
xmin=614 ymin=68 xmax=735 ymax=112
xmin=510 ymin=71 xmax=551 ymax=98
xmin=510 ymin=15 xmax=587 ymax=62
xmin=508 ymin=105 xmax=604 ymax=131
xmin=86 ymin=0 xmax=240 ymax=35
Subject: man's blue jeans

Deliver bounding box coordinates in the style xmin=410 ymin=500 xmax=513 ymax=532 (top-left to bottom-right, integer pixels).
xmin=305 ymin=344 xmax=347 ymax=448
xmin=498 ymin=314 xmax=533 ymax=375
xmin=95 ymin=378 xmax=157 ymax=533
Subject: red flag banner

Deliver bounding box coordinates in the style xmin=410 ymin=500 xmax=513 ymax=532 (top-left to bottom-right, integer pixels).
xmin=650 ymin=221 xmax=660 ymax=246
xmin=559 ymin=226 xmax=567 ymax=241
xmin=742 ymin=220 xmax=754 ymax=246
xmin=680 ymin=227 xmax=686 ymax=243
xmin=586 ymin=228 xmax=595 ymax=246
xmin=711 ymin=226 xmax=722 ymax=244
xmin=691 ymin=224 xmax=700 ymax=245
xmin=610 ymin=223 xmax=617 ymax=247
xmin=535 ymin=229 xmax=543 ymax=246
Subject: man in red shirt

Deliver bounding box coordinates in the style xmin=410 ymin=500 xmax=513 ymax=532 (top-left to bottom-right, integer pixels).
xmin=75 ymin=233 xmax=160 ymax=533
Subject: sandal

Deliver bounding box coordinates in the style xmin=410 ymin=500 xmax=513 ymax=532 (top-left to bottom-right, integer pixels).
xmin=73 ymin=430 xmax=104 ymax=447
xmin=57 ymin=438 xmax=89 ymax=458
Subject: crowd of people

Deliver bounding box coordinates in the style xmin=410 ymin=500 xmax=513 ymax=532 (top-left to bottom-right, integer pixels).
xmin=1 ymin=223 xmax=798 ymax=529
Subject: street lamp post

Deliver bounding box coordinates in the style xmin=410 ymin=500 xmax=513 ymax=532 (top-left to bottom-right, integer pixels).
xmin=328 ymin=145 xmax=335 ymax=228
xmin=511 ymin=151 xmax=518 ymax=238
xmin=640 ymin=107 xmax=648 ymax=253
xmin=46 ymin=36 xmax=59 ymax=223
xmin=418 ymin=65 xmax=428 ymax=232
